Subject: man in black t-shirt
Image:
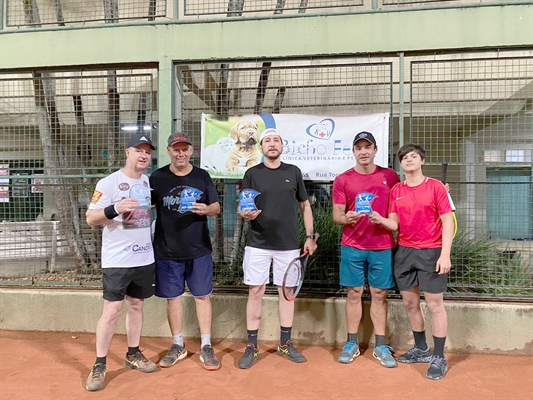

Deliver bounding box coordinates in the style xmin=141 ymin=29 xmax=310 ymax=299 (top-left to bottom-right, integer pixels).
xmin=237 ymin=128 xmax=318 ymax=369
xmin=150 ymin=132 xmax=221 ymax=371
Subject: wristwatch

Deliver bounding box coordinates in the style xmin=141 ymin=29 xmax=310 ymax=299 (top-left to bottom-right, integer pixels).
xmin=306 ymin=234 xmax=317 ymax=240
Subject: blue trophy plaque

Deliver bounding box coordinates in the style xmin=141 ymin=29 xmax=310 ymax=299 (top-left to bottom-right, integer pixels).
xmin=239 ymin=189 xmax=261 ymax=211
xmin=355 ymin=192 xmax=376 ymax=213
xmin=179 ymin=186 xmax=203 ymax=212
xmin=129 ymin=184 xmax=151 ymax=208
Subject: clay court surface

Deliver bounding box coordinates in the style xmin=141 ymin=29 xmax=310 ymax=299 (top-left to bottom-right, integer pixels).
xmin=1 ymin=330 xmax=532 ymax=400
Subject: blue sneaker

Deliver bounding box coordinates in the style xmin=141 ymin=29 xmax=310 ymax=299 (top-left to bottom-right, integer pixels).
xmin=338 ymin=341 xmax=360 ymax=364
xmin=373 ymin=345 xmax=397 ymax=368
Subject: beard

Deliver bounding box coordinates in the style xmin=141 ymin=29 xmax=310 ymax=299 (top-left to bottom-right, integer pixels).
xmin=264 ymin=150 xmax=281 ymax=161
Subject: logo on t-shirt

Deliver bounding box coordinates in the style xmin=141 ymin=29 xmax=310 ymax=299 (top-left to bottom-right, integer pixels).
xmin=162 ymin=186 xmax=203 ymax=214
xmin=91 ymin=190 xmax=103 ymax=204
xmin=122 ymin=208 xmax=151 ymax=229
xmin=123 ymin=242 xmax=152 ymax=253
xmin=118 ymin=182 xmax=130 ymax=191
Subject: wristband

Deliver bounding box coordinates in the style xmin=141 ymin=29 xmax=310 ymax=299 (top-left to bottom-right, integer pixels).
xmin=104 ymin=204 xmax=120 ymax=220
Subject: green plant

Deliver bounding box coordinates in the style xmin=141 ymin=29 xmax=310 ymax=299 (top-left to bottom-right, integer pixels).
xmin=449 ymin=230 xmax=531 ymax=295
xmin=299 ymin=203 xmax=342 ymax=287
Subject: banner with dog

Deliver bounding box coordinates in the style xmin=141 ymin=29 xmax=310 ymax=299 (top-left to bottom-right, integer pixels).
xmin=200 ymin=113 xmax=389 ymax=180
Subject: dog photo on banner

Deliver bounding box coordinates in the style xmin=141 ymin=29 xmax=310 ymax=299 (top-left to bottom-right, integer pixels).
xmin=200 ymin=113 xmax=389 ymax=180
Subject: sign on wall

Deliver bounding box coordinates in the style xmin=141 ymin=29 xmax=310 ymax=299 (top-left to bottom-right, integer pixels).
xmin=200 ymin=113 xmax=389 ymax=181
xmin=0 ymin=164 xmax=9 ymax=203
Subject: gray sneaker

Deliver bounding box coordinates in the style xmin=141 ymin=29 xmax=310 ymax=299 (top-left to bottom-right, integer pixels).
xmin=85 ymin=363 xmax=106 ymax=391
xmin=125 ymin=350 xmax=158 ymax=372
xmin=277 ymin=340 xmax=306 ymax=363
xmin=238 ymin=344 xmax=260 ymax=369
xmin=397 ymin=345 xmax=432 ymax=364
xmin=426 ymin=355 xmax=448 ymax=380
xmin=159 ymin=344 xmax=187 ymax=368
xmin=199 ymin=344 xmax=220 ymax=371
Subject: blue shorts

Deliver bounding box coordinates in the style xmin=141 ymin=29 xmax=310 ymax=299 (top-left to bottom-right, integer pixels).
xmin=339 ymin=246 xmax=394 ymax=289
xmin=155 ymin=254 xmax=214 ymax=298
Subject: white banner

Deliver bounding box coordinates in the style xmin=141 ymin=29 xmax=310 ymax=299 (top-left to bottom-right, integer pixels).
xmin=200 ymin=113 xmax=389 ymax=181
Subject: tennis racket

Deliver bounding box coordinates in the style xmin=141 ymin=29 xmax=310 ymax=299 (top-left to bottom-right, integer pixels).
xmin=441 ymin=162 xmax=458 ymax=238
xmin=281 ymin=250 xmax=310 ymax=302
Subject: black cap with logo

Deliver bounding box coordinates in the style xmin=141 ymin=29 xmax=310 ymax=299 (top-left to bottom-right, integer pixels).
xmin=127 ymin=133 xmax=156 ymax=150
xmin=352 ymin=131 xmax=377 ymax=147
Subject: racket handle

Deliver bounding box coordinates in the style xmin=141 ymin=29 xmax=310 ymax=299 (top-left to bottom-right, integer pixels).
xmin=441 ymin=162 xmax=448 ymax=184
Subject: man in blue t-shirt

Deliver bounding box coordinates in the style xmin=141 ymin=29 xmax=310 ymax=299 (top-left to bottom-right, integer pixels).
xmin=150 ymin=132 xmax=221 ymax=371
xmin=237 ymin=128 xmax=318 ymax=369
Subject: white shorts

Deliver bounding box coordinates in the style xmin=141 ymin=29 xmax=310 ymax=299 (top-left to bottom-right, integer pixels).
xmin=243 ymin=246 xmax=300 ymax=286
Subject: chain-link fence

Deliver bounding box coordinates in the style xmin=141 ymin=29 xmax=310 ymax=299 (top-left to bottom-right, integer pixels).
xmin=3 ymin=0 xmax=520 ymax=27
xmin=184 ymin=0 xmax=518 ymax=18
xmin=0 ymin=70 xmax=157 ymax=285
xmin=5 ymin=0 xmax=167 ymax=27
xmin=0 ymin=52 xmax=532 ymax=298
xmin=407 ymin=54 xmax=533 ymax=297
xmin=177 ymin=60 xmax=393 ymax=291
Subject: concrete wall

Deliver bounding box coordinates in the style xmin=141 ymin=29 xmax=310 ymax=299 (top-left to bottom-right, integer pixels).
xmin=1 ymin=4 xmax=532 ymax=159
xmin=2 ymin=6 xmax=532 ymax=70
xmin=1 ymin=288 xmax=531 ymax=356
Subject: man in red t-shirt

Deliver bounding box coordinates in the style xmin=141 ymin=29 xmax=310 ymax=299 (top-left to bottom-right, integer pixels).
xmin=372 ymin=143 xmax=454 ymax=380
xmin=332 ymin=131 xmax=400 ymax=368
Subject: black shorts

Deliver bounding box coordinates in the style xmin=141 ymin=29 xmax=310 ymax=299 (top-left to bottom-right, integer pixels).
xmin=393 ymin=246 xmax=447 ymax=294
xmin=102 ymin=263 xmax=156 ymax=301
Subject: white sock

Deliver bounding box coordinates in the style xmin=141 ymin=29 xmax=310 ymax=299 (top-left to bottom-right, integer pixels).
xmin=201 ymin=333 xmax=211 ymax=348
xmin=172 ymin=333 xmax=184 ymax=347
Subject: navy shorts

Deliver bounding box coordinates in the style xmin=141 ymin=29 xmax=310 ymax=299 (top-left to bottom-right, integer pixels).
xmin=394 ymin=246 xmax=447 ymax=294
xmin=155 ymin=254 xmax=214 ymax=298
xmin=339 ymin=246 xmax=394 ymax=289
xmin=102 ymin=263 xmax=155 ymax=302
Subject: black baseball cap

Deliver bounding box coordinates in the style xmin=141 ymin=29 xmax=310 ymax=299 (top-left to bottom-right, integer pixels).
xmin=168 ymin=132 xmax=192 ymax=147
xmin=127 ymin=133 xmax=156 ymax=150
xmin=353 ymin=131 xmax=377 ymax=147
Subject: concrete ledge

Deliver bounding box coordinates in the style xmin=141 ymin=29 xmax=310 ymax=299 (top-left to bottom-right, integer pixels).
xmin=0 ymin=288 xmax=531 ymax=355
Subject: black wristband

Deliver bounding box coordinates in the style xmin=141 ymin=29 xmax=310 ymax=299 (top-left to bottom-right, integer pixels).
xmin=104 ymin=204 xmax=119 ymax=220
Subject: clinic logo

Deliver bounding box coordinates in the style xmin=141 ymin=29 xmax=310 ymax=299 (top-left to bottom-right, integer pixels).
xmin=306 ymin=118 xmax=335 ymax=141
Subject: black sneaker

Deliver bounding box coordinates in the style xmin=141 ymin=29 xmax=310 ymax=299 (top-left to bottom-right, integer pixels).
xmin=125 ymin=350 xmax=158 ymax=372
xmin=277 ymin=340 xmax=306 ymax=363
xmin=238 ymin=344 xmax=260 ymax=369
xmin=199 ymin=344 xmax=220 ymax=371
xmin=426 ymin=355 xmax=448 ymax=380
xmin=397 ymin=345 xmax=432 ymax=364
xmin=85 ymin=363 xmax=106 ymax=391
xmin=159 ymin=344 xmax=187 ymax=368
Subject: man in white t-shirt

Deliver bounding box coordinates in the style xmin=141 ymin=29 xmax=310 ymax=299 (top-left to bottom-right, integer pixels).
xmin=85 ymin=133 xmax=157 ymax=391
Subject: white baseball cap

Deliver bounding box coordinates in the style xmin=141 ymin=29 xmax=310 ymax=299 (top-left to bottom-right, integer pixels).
xmin=259 ymin=128 xmax=282 ymax=143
